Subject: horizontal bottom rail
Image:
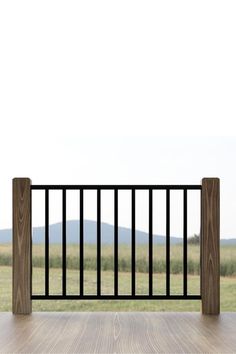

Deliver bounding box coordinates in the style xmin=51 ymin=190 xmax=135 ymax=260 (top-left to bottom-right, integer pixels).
xmin=31 ymin=295 xmax=201 ymax=300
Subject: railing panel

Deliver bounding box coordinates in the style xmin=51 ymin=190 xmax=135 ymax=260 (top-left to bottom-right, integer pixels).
xmin=12 ymin=182 xmax=207 ymax=312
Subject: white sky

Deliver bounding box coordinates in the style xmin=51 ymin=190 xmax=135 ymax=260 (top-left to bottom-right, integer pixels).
xmin=1 ymin=136 xmax=236 ymax=239
xmin=0 ymin=1 xmax=236 ymax=238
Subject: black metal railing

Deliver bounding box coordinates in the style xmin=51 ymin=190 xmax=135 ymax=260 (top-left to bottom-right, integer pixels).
xmin=31 ymin=184 xmax=201 ymax=301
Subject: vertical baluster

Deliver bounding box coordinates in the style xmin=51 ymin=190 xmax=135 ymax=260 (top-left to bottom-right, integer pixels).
xmin=183 ymin=189 xmax=188 ymax=296
xmin=114 ymin=189 xmax=118 ymax=296
xmin=131 ymin=189 xmax=136 ymax=297
xmin=45 ymin=189 xmax=49 ymax=296
xmin=97 ymin=189 xmax=101 ymax=296
xmin=80 ymin=189 xmax=84 ymax=296
xmin=62 ymin=189 xmax=66 ymax=296
xmin=166 ymin=189 xmax=170 ymax=296
xmin=149 ymin=189 xmax=153 ymax=296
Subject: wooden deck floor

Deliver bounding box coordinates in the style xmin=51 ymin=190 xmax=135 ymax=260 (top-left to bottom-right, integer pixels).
xmin=0 ymin=312 xmax=235 ymax=353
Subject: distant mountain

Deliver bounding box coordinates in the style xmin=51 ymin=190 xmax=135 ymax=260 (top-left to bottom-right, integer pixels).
xmin=221 ymin=238 xmax=236 ymax=245
xmin=0 ymin=220 xmax=181 ymax=245
xmin=0 ymin=220 xmax=235 ymax=245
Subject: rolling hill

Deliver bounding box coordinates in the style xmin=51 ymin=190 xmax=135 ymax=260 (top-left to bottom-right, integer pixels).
xmin=0 ymin=220 xmax=235 ymax=245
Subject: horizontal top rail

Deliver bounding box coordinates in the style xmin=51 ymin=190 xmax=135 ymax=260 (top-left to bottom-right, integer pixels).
xmin=31 ymin=184 xmax=202 ymax=190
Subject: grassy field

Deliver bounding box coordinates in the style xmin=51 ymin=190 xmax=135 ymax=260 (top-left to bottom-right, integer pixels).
xmin=0 ymin=266 xmax=236 ymax=311
xmin=0 ymin=243 xmax=235 ymax=311
xmin=1 ymin=243 xmax=236 ymax=276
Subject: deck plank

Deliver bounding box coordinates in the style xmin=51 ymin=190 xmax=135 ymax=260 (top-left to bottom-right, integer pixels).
xmin=0 ymin=312 xmax=235 ymax=353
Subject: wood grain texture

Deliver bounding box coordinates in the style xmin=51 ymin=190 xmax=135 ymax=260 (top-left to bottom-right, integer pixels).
xmin=201 ymin=178 xmax=220 ymax=315
xmin=0 ymin=312 xmax=236 ymax=353
xmin=12 ymin=178 xmax=32 ymax=314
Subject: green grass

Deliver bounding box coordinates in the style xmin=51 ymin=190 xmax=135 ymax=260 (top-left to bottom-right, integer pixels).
xmin=0 ymin=266 xmax=236 ymax=311
xmin=1 ymin=243 xmax=236 ymax=276
xmin=1 ymin=243 xmax=235 ymax=311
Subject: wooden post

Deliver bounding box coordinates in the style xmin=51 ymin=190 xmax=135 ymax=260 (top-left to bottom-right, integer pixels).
xmin=12 ymin=178 xmax=32 ymax=314
xmin=201 ymin=178 xmax=220 ymax=315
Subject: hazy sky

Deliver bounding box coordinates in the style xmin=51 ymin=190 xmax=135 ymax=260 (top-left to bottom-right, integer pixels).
xmin=1 ymin=135 xmax=235 ymax=238
xmin=0 ymin=2 xmax=236 ymax=238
